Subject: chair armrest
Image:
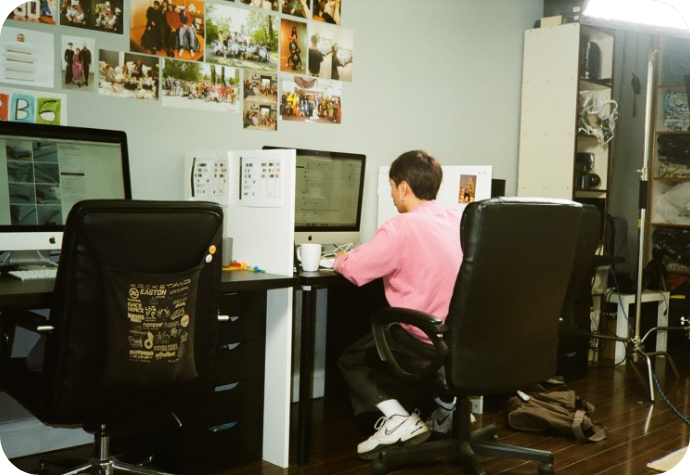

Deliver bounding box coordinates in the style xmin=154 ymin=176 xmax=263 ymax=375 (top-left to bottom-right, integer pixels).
xmin=0 ymin=310 xmax=53 ymax=333
xmin=0 ymin=310 xmax=52 ymax=377
xmin=370 ymin=307 xmax=449 ymax=385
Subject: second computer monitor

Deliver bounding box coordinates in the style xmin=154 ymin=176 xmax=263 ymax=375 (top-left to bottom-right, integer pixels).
xmin=0 ymin=121 xmax=131 ymax=256
xmin=264 ymin=146 xmax=366 ymax=246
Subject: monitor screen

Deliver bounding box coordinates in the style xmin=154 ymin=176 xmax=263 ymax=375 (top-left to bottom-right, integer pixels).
xmin=0 ymin=122 xmax=131 ymax=258
xmin=263 ymin=146 xmax=366 ymax=245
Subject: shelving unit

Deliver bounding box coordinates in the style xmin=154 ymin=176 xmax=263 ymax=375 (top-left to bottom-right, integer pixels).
xmin=647 ymin=36 xmax=690 ymax=290
xmin=518 ymin=22 xmax=615 ymax=245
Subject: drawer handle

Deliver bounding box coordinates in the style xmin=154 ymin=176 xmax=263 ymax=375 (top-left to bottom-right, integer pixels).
xmin=218 ymin=315 xmax=241 ymax=323
xmin=208 ymin=421 xmax=238 ymax=433
xmin=218 ymin=342 xmax=241 ymax=351
xmin=215 ymin=382 xmax=240 ymax=392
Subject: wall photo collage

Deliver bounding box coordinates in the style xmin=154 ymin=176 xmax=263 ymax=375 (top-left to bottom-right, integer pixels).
xmin=2 ymin=0 xmax=351 ymax=130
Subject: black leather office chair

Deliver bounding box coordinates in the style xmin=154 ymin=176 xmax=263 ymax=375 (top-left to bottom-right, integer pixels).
xmin=368 ymin=197 xmax=599 ymax=475
xmin=0 ymin=200 xmax=224 ymax=475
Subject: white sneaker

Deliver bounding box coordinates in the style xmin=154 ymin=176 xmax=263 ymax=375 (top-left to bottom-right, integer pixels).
xmin=357 ymin=410 xmax=430 ymax=460
xmin=426 ymin=406 xmax=476 ymax=434
xmin=426 ymin=406 xmax=454 ymax=434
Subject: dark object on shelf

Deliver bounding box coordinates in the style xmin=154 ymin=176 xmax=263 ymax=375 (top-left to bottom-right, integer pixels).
xmin=658 ymin=135 xmax=690 ymax=163
xmin=632 ymin=73 xmax=641 ymax=118
xmin=491 ymin=178 xmax=506 ymax=197
xmin=652 ymin=227 xmax=690 ymax=270
xmin=543 ymin=0 xmax=585 ymax=24
xmin=579 ymin=34 xmax=601 ymax=80
xmin=643 ymin=248 xmax=669 ymax=292
xmin=576 ymin=152 xmax=595 ymax=171
xmin=575 ymin=153 xmax=599 ymax=190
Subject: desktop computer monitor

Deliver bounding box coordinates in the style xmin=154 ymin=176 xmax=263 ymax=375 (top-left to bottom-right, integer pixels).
xmin=263 ymin=146 xmax=366 ymax=246
xmin=0 ymin=122 xmax=131 ymax=263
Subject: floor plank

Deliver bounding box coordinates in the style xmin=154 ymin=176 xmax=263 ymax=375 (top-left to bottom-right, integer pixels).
xmin=9 ymin=354 xmax=690 ymax=475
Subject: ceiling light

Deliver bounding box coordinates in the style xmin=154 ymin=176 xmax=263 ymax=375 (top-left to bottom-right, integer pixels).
xmin=582 ymin=0 xmax=690 ymax=37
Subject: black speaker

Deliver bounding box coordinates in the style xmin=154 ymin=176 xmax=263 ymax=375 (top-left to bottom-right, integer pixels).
xmin=491 ymin=179 xmax=505 ymax=198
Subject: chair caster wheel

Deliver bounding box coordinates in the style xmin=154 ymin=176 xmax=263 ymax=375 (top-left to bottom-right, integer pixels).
xmin=538 ymin=462 xmax=554 ymax=475
xmin=371 ymin=458 xmax=387 ymax=475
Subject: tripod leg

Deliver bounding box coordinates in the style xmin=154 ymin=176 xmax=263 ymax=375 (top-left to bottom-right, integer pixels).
xmin=635 ymin=348 xmax=656 ymax=403
xmin=643 ymin=351 xmax=680 ymax=377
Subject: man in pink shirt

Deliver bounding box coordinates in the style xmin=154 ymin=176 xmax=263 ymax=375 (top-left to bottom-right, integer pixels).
xmin=334 ymin=150 xmax=463 ymax=460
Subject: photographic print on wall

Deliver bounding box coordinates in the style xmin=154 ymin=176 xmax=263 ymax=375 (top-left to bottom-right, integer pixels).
xmin=161 ymin=59 xmax=240 ymax=112
xmin=7 ymin=1 xmax=59 ymax=25
xmin=309 ymin=21 xmax=351 ymax=81
xmin=1 ymin=0 xmax=355 ymax=133
xmin=61 ymin=35 xmax=96 ymax=91
xmin=205 ymin=3 xmax=278 ymax=72
xmin=459 ymin=175 xmax=477 ymax=203
xmin=280 ymin=75 xmax=340 ymax=124
xmin=311 ymin=0 xmax=339 ymax=25
xmin=280 ymin=18 xmax=306 ymax=75
xmin=243 ymin=69 xmax=277 ymax=130
xmin=242 ymin=0 xmax=279 ymax=12
xmin=130 ymin=0 xmax=205 ymax=61
xmin=98 ymin=49 xmax=160 ymax=100
xmin=281 ymin=0 xmax=308 ymax=20
xmin=60 ymin=0 xmax=124 ymax=34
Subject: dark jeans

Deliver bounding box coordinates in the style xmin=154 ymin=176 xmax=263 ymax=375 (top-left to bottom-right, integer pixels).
xmin=338 ymin=325 xmax=440 ymax=415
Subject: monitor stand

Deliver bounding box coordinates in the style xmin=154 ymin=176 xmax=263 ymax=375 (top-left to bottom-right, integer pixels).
xmin=7 ymin=250 xmax=54 ymax=269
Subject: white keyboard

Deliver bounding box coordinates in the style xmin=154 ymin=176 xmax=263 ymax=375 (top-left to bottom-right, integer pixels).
xmin=319 ymin=257 xmax=335 ymax=269
xmin=8 ymin=267 xmax=57 ymax=281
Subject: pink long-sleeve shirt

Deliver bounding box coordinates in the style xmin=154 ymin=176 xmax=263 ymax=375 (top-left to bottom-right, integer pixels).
xmin=333 ymin=200 xmax=463 ymax=342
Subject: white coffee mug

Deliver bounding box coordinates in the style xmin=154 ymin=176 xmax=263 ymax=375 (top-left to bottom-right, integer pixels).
xmin=297 ymin=243 xmax=322 ymax=272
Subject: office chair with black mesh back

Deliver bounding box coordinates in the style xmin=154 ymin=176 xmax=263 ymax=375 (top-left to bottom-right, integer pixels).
xmin=0 ymin=200 xmax=224 ymax=475
xmin=368 ymin=197 xmax=599 ymax=475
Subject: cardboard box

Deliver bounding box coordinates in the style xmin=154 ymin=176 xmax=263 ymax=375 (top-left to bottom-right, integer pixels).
xmin=540 ymin=15 xmax=566 ymax=27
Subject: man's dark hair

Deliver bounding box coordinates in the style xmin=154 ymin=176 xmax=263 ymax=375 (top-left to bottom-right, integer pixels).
xmin=389 ymin=150 xmax=443 ymax=201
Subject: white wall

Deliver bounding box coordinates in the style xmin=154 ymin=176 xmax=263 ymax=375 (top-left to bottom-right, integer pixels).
xmin=0 ymin=0 xmax=542 ymax=243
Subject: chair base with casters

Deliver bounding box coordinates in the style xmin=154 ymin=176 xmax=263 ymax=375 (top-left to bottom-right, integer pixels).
xmin=46 ymin=425 xmax=175 ymax=475
xmin=371 ymin=398 xmax=554 ymax=475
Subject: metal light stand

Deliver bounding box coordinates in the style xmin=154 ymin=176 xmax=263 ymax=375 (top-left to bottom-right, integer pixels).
xmin=630 ymin=48 xmax=685 ymax=402
xmin=593 ymin=48 xmax=690 ymax=403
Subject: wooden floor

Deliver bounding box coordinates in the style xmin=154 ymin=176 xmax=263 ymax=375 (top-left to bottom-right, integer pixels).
xmin=10 ymin=354 xmax=690 ymax=475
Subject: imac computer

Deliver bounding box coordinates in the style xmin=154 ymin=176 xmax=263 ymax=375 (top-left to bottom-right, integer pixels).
xmin=0 ymin=122 xmax=131 ymax=266
xmin=264 ymin=146 xmax=366 ymax=246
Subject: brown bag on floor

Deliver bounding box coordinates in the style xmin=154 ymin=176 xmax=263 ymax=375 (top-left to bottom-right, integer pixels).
xmin=507 ymin=387 xmax=607 ymax=443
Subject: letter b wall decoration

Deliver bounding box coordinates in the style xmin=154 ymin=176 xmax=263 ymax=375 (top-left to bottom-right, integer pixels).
xmin=0 ymin=92 xmax=62 ymax=124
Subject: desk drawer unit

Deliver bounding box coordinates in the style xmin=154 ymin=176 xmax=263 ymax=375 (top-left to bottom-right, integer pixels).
xmin=154 ymin=379 xmax=264 ymax=471
xmin=144 ymin=289 xmax=268 ymax=473
xmin=214 ymin=290 xmax=266 ymax=386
